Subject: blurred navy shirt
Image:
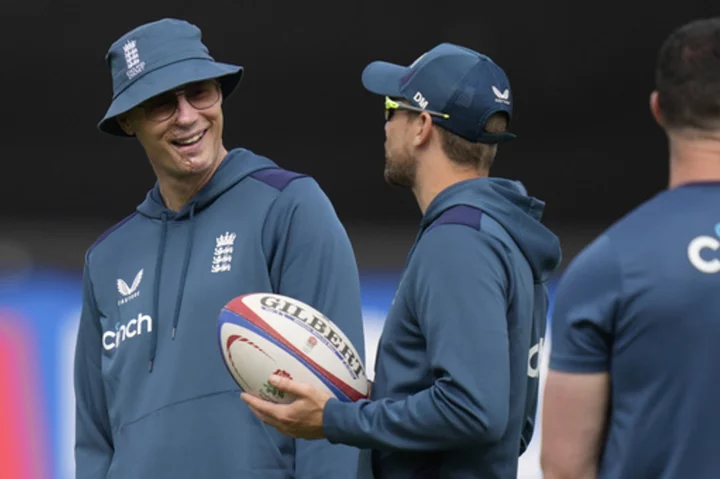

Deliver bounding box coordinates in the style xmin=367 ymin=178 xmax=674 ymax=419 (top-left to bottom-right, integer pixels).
xmin=550 ymin=182 xmax=720 ymax=478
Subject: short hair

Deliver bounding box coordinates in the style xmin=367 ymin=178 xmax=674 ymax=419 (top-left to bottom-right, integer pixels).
xmin=437 ymin=113 xmax=508 ymax=170
xmin=655 ymin=17 xmax=720 ymax=130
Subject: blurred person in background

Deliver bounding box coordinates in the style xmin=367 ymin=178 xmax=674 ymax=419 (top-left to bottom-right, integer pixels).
xmin=73 ymin=17 xmax=365 ymax=479
xmin=541 ymin=16 xmax=720 ymax=479
xmin=242 ymin=43 xmax=562 ymax=479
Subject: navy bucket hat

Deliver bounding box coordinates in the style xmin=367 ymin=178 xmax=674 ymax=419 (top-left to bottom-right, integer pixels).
xmin=362 ymin=43 xmax=516 ymax=144
xmin=98 ymin=18 xmax=244 ymax=136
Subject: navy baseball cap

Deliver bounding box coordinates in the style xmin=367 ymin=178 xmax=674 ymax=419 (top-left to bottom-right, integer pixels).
xmin=98 ymin=18 xmax=244 ymax=136
xmin=362 ymin=43 xmax=516 ymax=143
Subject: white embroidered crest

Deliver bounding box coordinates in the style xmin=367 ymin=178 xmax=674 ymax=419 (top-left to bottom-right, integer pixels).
xmin=212 ymin=232 xmax=236 ymax=273
xmin=123 ymin=40 xmax=145 ymax=79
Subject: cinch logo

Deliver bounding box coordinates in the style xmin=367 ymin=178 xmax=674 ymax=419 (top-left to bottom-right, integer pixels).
xmin=103 ymin=313 xmax=152 ymax=351
xmin=688 ymin=223 xmax=720 ymax=274
xmin=527 ymin=337 xmax=545 ymax=379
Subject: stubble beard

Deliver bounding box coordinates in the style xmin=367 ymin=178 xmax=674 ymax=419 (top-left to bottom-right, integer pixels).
xmin=383 ymin=146 xmax=416 ymax=188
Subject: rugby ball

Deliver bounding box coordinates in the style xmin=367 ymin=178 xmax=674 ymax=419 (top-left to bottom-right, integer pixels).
xmin=217 ymin=293 xmax=369 ymax=404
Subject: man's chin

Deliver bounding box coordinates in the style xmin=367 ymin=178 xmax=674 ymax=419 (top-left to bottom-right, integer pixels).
xmin=384 ymin=169 xmax=412 ymax=188
xmin=166 ymin=154 xmax=214 ymax=178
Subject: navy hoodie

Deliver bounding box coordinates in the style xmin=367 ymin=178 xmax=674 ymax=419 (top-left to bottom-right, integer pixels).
xmin=74 ymin=148 xmax=366 ymax=479
xmin=323 ymin=177 xmax=561 ymax=478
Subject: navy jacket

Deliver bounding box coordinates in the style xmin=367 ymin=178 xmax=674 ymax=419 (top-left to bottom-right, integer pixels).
xmin=324 ymin=178 xmax=561 ymax=478
xmin=74 ymin=148 xmax=365 ymax=479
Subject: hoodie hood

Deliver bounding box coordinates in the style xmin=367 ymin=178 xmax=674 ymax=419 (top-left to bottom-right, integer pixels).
xmin=137 ymin=148 xmax=278 ymax=219
xmin=133 ymin=148 xmax=278 ymax=372
xmin=422 ymin=177 xmax=562 ymax=282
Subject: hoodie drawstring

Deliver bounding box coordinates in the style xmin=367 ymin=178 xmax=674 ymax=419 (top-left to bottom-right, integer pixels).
xmin=171 ymin=203 xmax=196 ymax=340
xmin=149 ymin=212 xmax=169 ymax=372
xmin=148 ymin=204 xmax=197 ymax=373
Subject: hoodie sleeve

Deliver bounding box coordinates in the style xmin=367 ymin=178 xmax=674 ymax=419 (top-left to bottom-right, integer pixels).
xmin=323 ymin=226 xmax=510 ymax=451
xmin=74 ymin=257 xmax=114 ymax=478
xmin=262 ymin=176 xmax=365 ymax=478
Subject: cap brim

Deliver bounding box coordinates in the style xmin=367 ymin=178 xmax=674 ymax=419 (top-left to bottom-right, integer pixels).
xmin=361 ymin=61 xmax=408 ymax=98
xmin=98 ymin=59 xmax=244 ymax=137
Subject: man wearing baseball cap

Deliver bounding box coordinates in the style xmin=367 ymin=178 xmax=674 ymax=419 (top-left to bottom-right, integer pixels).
xmin=243 ymin=43 xmax=561 ymax=478
xmin=74 ymin=18 xmax=366 ymax=479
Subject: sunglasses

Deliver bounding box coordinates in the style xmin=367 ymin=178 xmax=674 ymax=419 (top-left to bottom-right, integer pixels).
xmin=141 ymin=80 xmax=221 ymax=122
xmin=384 ymin=96 xmax=450 ymax=122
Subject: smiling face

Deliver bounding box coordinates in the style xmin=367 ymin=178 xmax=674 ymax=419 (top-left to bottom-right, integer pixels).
xmin=118 ymin=79 xmax=227 ymax=181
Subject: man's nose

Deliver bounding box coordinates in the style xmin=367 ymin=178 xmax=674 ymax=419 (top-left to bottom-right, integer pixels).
xmin=174 ymin=94 xmax=198 ymax=125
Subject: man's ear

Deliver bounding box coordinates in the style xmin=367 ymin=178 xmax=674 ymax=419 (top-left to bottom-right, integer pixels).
xmin=413 ymin=112 xmax=434 ymax=147
xmin=650 ymin=91 xmax=664 ymax=127
xmin=116 ymin=114 xmax=135 ymax=136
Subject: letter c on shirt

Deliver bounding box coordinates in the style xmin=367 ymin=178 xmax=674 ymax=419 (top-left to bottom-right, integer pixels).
xmin=688 ymin=235 xmax=720 ymax=274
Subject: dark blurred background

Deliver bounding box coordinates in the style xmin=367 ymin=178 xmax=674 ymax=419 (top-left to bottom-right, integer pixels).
xmin=0 ymin=2 xmax=717 ymax=478
xmin=2 ymin=0 xmax=715 ymax=272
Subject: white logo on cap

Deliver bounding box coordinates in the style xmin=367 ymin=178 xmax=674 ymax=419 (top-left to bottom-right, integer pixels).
xmin=413 ymin=92 xmax=429 ymax=109
xmin=492 ymin=86 xmax=510 ymax=105
xmin=123 ymin=40 xmax=145 ymax=80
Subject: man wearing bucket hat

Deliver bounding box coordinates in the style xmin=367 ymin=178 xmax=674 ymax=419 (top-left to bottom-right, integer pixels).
xmin=242 ymin=43 xmax=561 ymax=478
xmin=74 ymin=18 xmax=365 ymax=479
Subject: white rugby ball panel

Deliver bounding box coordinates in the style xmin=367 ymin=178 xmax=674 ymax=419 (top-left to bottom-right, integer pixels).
xmin=240 ymin=294 xmax=367 ymax=386
xmin=218 ymin=317 xmax=337 ymax=403
xmin=218 ymin=312 xmax=347 ymax=401
xmin=226 ymin=294 xmax=367 ymax=401
xmin=217 ymin=293 xmax=368 ymax=403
